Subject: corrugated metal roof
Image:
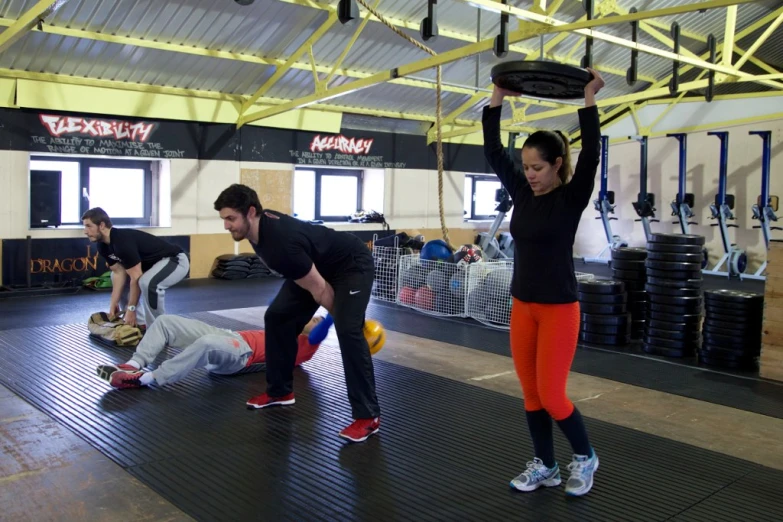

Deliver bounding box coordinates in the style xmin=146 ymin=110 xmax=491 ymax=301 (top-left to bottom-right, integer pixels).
xmin=0 ymin=0 xmax=780 ymax=131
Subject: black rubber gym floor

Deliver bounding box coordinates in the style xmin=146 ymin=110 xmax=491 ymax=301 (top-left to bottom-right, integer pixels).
xmin=1 ymin=274 xmax=781 ymax=419
xmin=0 ymin=318 xmax=780 ymax=521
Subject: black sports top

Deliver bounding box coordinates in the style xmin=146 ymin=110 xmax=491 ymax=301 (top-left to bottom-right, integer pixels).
xmin=482 ymin=104 xmax=601 ymax=304
xmin=98 ymin=228 xmax=182 ymax=273
xmin=250 ymin=210 xmax=371 ymax=282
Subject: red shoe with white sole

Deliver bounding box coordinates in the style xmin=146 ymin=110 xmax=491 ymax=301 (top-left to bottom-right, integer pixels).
xmin=339 ymin=417 xmax=380 ymax=443
xmin=96 ymin=363 xmax=139 ymax=383
xmin=107 ymin=369 xmax=146 ymax=389
xmin=246 ymin=392 xmax=295 ymax=409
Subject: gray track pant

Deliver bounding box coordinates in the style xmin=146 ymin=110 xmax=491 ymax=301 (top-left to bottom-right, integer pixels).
xmin=129 ymin=315 xmax=252 ymax=386
xmin=116 ymin=253 xmax=190 ymax=326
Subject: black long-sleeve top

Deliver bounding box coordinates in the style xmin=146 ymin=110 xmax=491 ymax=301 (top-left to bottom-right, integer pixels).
xmin=482 ymin=104 xmax=601 ymax=304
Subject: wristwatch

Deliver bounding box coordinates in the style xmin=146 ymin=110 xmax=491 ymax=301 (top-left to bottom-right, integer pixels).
xmin=127 ymin=305 xmax=137 ymax=312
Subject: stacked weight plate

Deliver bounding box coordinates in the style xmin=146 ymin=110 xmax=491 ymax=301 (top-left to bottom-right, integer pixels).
xmin=610 ymin=247 xmax=648 ymax=339
xmin=643 ymin=233 xmax=705 ymax=358
xmin=578 ymin=278 xmax=631 ymax=346
xmin=700 ymin=290 xmax=763 ymax=369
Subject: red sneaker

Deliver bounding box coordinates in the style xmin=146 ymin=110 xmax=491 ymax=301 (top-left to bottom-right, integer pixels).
xmin=246 ymin=392 xmax=295 ymax=409
xmin=339 ymin=417 xmax=380 ymax=443
xmin=96 ymin=363 xmax=139 ymax=383
xmin=108 ymin=369 xmax=146 ymax=389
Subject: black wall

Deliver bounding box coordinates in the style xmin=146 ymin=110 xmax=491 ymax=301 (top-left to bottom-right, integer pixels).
xmin=0 ymin=108 xmax=493 ymax=173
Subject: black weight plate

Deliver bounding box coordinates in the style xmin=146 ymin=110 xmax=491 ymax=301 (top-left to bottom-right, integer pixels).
xmin=577 ymin=278 xmax=625 ymax=295
xmin=649 ymin=311 xmax=701 ymax=324
xmin=700 ymin=344 xmax=754 ymax=358
xmin=647 ymin=302 xmax=702 ymax=315
xmin=704 ymin=298 xmax=763 ymax=312
xmin=648 ymin=319 xmax=701 ymax=332
xmin=704 ymin=301 xmax=762 ymax=316
xmin=579 ymin=332 xmax=631 ymax=346
xmin=648 ymin=294 xmax=702 ymax=307
xmin=580 ymin=302 xmax=627 ymax=315
xmin=699 ymin=353 xmax=757 ymax=369
xmin=612 ymin=259 xmax=646 ymax=271
xmin=581 ymin=322 xmax=628 ymax=335
xmin=647 ymin=233 xmax=705 ymax=246
xmin=646 ymin=327 xmax=701 ymax=341
xmin=646 ymin=242 xmax=703 ymax=254
xmin=611 ymin=247 xmax=648 ymax=261
xmin=646 ymin=276 xmax=703 ymax=289
xmin=643 ymin=335 xmax=701 ymax=350
xmin=702 ymin=323 xmax=760 ymax=337
xmin=646 ymin=268 xmax=703 ymax=280
xmin=490 ymin=60 xmax=592 ymax=99
xmin=705 ymin=311 xmax=755 ymax=324
xmin=612 ymin=277 xmax=645 ymax=291
xmin=703 ymin=289 xmax=763 ymax=305
xmin=612 ymin=268 xmax=646 ymax=280
xmin=578 ymin=292 xmax=627 ymax=304
xmin=702 ymin=333 xmax=760 ymax=350
xmin=646 ymin=251 xmax=704 ymax=263
xmin=581 ymin=313 xmax=631 ymax=326
xmin=703 ymin=318 xmax=759 ymax=331
xmin=643 ymin=344 xmax=694 ymax=358
xmin=645 ymin=260 xmax=702 ymax=272
xmin=628 ymin=290 xmax=648 ymax=301
xmin=645 ymin=284 xmax=701 ymax=297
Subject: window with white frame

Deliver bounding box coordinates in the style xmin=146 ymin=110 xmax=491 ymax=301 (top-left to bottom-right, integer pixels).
xmin=29 ymin=155 xmax=165 ymax=228
xmin=294 ymin=167 xmax=384 ymax=222
xmin=464 ymin=174 xmax=510 ymax=221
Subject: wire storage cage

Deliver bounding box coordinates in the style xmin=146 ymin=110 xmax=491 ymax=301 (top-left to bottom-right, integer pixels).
xmin=396 ymin=253 xmax=471 ymax=317
xmin=371 ymin=234 xmax=405 ymax=303
xmin=466 ymin=263 xmax=596 ymax=330
xmin=466 ymin=259 xmax=514 ymax=329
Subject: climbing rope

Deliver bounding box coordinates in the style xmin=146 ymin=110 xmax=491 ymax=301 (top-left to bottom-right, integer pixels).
xmin=354 ymin=0 xmax=453 ymax=250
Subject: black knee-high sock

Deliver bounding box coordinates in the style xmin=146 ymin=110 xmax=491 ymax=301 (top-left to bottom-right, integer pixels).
xmin=525 ymin=409 xmax=556 ymax=468
xmin=556 ymin=407 xmax=592 ymax=457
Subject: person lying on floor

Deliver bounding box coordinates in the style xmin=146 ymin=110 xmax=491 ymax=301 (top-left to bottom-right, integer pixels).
xmin=96 ymin=314 xmax=324 ymax=390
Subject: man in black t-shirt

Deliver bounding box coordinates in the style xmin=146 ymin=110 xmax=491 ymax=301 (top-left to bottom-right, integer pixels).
xmin=214 ymin=184 xmax=380 ymax=443
xmin=83 ymin=207 xmax=189 ymax=328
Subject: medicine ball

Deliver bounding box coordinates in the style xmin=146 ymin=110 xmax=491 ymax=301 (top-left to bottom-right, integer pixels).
xmin=415 ymin=286 xmax=436 ymax=310
xmin=420 ymin=239 xmax=453 ymax=261
xmin=363 ymin=319 xmax=386 ymax=355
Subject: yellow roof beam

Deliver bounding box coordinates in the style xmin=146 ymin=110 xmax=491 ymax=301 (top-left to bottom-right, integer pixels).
xmin=636 ymin=20 xmax=783 ymax=90
xmin=441 ymin=71 xmax=783 ymax=140
xmin=572 ymin=8 xmax=783 ymax=144
xmin=459 ymin=0 xmax=762 ymax=79
xmin=439 ymin=11 xmax=579 ymax=130
xmin=732 ymin=11 xmax=783 ymax=71
xmin=322 ymin=0 xmax=379 ymax=87
xmin=277 ymin=0 xmax=654 ymax=84
xmin=0 ymin=18 xmax=485 ymax=99
xmin=240 ymin=10 xmax=338 ymax=113
xmin=0 ymin=0 xmax=69 ymax=54
xmin=239 ymin=0 xmax=737 ymax=128
xmin=723 ymin=6 xmax=738 ymax=67
xmin=0 ymin=67 xmax=495 ymax=128
xmin=647 ymin=90 xmax=783 ymax=104
xmin=583 ymin=2 xmax=783 ymax=77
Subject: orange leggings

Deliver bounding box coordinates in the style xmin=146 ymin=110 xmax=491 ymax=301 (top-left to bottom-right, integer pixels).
xmin=510 ymin=298 xmax=581 ymax=421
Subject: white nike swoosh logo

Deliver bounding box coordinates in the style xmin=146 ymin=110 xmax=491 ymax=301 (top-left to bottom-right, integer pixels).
xmin=350 ymin=290 xmax=360 ymax=295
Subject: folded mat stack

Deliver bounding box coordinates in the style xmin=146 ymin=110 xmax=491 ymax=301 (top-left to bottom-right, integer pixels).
xmin=211 ymin=254 xmax=279 ymax=280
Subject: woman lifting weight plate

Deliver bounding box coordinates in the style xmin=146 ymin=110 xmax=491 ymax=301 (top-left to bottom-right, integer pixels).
xmin=482 ymin=67 xmax=605 ymax=496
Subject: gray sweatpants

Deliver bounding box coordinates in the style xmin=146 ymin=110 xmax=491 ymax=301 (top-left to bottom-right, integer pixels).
xmin=117 ymin=253 xmax=190 ymax=327
xmin=129 ymin=315 xmax=252 ymax=386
